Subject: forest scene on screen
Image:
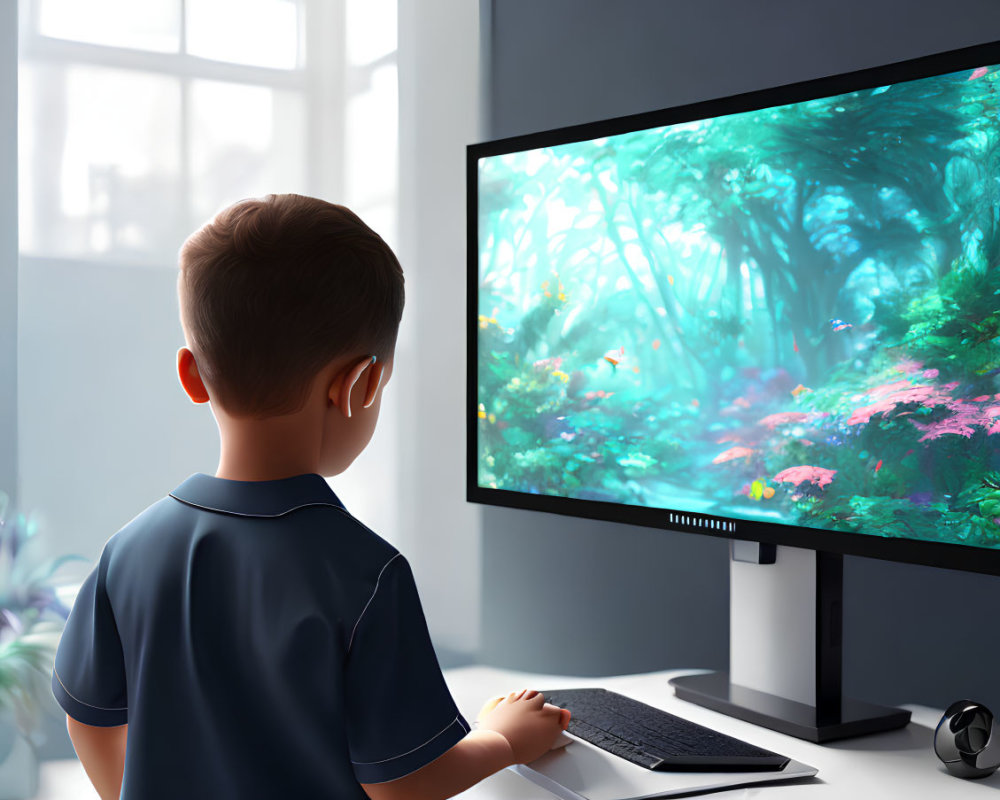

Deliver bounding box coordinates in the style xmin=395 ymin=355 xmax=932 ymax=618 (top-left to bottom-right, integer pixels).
xmin=477 ymin=63 xmax=1000 ymax=549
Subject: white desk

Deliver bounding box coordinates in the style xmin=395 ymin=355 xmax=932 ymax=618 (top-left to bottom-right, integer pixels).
xmin=36 ymin=665 xmax=997 ymax=800
xmin=445 ymin=666 xmax=1000 ymax=800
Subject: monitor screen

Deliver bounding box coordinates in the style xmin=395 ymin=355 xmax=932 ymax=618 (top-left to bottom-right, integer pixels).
xmin=468 ymin=41 xmax=1000 ymax=574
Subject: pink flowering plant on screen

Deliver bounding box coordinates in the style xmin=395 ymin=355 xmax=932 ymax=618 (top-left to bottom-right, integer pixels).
xmin=750 ymin=252 xmax=1000 ymax=546
xmin=701 ymin=245 xmax=1000 ymax=547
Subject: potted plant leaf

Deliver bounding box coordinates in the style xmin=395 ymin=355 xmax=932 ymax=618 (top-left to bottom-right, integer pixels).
xmin=0 ymin=491 xmax=83 ymax=800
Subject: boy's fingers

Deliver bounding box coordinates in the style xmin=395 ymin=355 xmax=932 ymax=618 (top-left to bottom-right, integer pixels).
xmin=559 ymin=708 xmax=572 ymax=729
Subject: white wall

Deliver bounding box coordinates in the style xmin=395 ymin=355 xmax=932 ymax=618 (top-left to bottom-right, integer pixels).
xmin=1 ymin=2 xmax=16 ymax=500
xmin=397 ymin=0 xmax=482 ymax=661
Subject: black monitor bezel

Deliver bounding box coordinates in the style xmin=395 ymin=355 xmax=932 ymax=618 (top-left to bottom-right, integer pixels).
xmin=467 ymin=38 xmax=1000 ymax=577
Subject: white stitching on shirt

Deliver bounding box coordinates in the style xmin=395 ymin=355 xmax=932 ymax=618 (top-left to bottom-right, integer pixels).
xmin=168 ymin=494 xmax=344 ymax=518
xmin=53 ymin=667 xmax=128 ymax=711
xmin=351 ymin=716 xmax=466 ymax=765
xmin=347 ymin=552 xmax=402 ymax=654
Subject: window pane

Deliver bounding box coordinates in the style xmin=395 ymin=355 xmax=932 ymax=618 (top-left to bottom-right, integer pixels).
xmin=346 ymin=0 xmax=397 ymax=66
xmin=186 ymin=0 xmax=300 ymax=69
xmin=38 ymin=0 xmax=181 ymax=52
xmin=19 ymin=64 xmax=183 ymax=262
xmin=189 ymin=79 xmax=306 ymax=224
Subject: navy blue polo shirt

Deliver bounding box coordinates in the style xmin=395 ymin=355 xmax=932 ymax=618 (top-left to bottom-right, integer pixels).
xmin=52 ymin=473 xmax=469 ymax=799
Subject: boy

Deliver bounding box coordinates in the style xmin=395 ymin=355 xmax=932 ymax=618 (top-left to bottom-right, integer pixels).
xmin=52 ymin=195 xmax=570 ymax=800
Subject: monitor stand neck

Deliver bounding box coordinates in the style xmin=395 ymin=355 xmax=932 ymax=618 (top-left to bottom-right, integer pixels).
xmin=669 ymin=544 xmax=910 ymax=742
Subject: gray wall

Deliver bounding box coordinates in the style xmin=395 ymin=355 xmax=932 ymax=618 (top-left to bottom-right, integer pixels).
xmin=480 ymin=0 xmax=1000 ymax=713
xmin=1 ymin=1 xmax=16 ymax=501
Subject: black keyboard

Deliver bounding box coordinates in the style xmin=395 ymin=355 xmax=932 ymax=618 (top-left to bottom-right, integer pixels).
xmin=544 ymin=688 xmax=789 ymax=772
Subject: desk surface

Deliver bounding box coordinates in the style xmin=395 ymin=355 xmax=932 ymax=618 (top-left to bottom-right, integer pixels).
xmin=36 ymin=665 xmax=998 ymax=800
xmin=445 ymin=666 xmax=1000 ymax=800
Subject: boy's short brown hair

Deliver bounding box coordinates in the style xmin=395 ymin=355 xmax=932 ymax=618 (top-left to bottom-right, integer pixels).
xmin=178 ymin=194 xmax=404 ymax=418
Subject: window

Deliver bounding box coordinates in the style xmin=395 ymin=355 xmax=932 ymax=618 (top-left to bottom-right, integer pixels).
xmin=19 ymin=0 xmax=398 ymax=265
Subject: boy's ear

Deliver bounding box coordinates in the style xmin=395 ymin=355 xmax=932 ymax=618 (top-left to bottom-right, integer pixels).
xmin=177 ymin=347 xmax=210 ymax=404
xmin=330 ymin=356 xmax=381 ymax=419
xmin=362 ymin=360 xmax=385 ymax=410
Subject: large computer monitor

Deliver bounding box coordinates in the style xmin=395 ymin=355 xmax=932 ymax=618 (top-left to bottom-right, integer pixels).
xmin=467 ymin=39 xmax=1000 ymax=742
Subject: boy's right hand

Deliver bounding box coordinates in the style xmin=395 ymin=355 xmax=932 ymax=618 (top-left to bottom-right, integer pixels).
xmin=476 ymin=689 xmax=571 ymax=765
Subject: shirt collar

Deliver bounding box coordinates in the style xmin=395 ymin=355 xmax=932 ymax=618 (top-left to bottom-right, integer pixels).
xmin=169 ymin=473 xmax=346 ymax=518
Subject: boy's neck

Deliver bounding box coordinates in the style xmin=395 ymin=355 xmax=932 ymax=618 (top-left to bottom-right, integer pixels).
xmin=213 ymin=404 xmax=323 ymax=482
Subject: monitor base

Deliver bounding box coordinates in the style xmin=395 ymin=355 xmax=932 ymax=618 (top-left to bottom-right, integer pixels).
xmin=670 ymin=671 xmax=911 ymax=743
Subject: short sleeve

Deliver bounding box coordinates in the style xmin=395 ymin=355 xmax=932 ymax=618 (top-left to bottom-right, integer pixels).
xmin=51 ymin=543 xmax=128 ymax=727
xmin=344 ymin=554 xmax=469 ymax=784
